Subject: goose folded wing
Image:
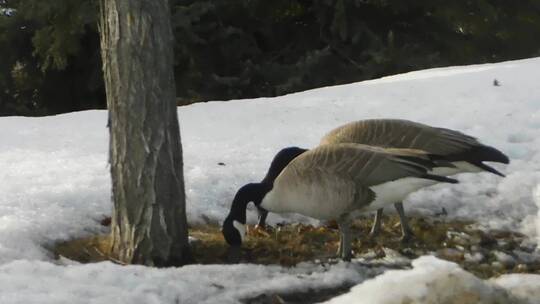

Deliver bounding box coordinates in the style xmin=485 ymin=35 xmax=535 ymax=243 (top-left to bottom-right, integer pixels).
xmin=295 ymin=143 xmax=442 ymax=187
xmin=320 ymin=119 xmax=481 ymax=156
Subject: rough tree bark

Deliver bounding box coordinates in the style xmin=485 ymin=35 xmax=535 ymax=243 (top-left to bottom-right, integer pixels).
xmin=99 ymin=0 xmax=190 ymax=266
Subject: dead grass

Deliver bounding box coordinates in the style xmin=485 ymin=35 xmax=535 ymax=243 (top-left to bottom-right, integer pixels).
xmin=53 ymin=214 xmax=540 ymax=279
xmin=54 ymin=234 xmax=113 ymax=264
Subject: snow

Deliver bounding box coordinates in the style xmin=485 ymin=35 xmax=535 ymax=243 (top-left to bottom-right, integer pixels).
xmin=324 ymin=256 xmax=540 ymax=304
xmin=535 ymin=184 xmax=540 ymax=245
xmin=1 ymin=57 xmax=540 ymax=302
xmin=0 ymin=260 xmax=371 ymax=304
xmin=493 ymin=274 xmax=540 ymax=303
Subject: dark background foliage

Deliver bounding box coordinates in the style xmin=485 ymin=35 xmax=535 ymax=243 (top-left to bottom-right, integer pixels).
xmin=1 ymin=0 xmax=540 ymax=116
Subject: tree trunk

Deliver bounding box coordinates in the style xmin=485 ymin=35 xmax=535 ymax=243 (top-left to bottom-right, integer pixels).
xmin=99 ymin=0 xmax=190 ymax=266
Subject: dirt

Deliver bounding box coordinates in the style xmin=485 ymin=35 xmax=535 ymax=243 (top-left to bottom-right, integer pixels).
xmin=52 ymin=214 xmax=540 ymax=303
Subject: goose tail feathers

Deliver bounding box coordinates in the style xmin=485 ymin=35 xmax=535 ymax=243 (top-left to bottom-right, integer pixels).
xmin=471 ymin=145 xmax=510 ymax=164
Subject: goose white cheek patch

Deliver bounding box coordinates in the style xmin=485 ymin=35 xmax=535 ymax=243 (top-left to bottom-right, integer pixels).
xmin=233 ymin=220 xmax=246 ymax=242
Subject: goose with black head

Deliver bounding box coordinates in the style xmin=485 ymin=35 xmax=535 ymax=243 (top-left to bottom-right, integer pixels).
xmin=256 ymin=119 xmax=510 ymax=241
xmin=222 ymin=143 xmax=457 ymax=261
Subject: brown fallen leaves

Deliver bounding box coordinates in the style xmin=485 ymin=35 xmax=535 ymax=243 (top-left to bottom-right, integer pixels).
xmin=53 ymin=214 xmax=540 ymax=278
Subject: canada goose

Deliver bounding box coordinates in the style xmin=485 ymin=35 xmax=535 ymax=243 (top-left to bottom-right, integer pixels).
xmin=256 ymin=119 xmax=509 ymax=241
xmin=222 ymin=143 xmax=457 ymax=260
xmin=320 ymin=119 xmax=509 ymax=240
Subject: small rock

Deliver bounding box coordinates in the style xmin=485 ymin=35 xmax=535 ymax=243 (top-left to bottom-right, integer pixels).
xmin=477 ymin=263 xmax=489 ymax=269
xmin=437 ymin=248 xmax=464 ymax=262
xmin=188 ymin=236 xmax=201 ymax=245
xmin=519 ymin=241 xmax=537 ymax=253
xmin=470 ymin=245 xmax=490 ymax=257
xmin=455 ymin=245 xmax=466 ymax=252
xmin=447 ymin=231 xmax=471 ymax=246
xmin=514 ymin=264 xmax=529 ymax=273
xmin=491 ymin=261 xmax=505 ymax=270
xmin=480 ymin=234 xmax=497 ymax=247
xmin=491 ymin=230 xmax=524 ymax=239
xmin=434 ymin=207 xmax=448 ymax=217
xmin=464 ymin=252 xmax=485 ymax=263
xmin=470 ymin=245 xmax=481 ymax=252
xmin=399 ymin=247 xmax=417 ymax=258
xmin=493 ymin=251 xmax=516 ymax=268
xmin=100 ymin=216 xmax=112 ymax=227
xmin=497 ymin=240 xmax=515 ymax=251
xmin=469 ymin=235 xmax=482 ymax=245
xmin=374 ymin=246 xmax=386 ymax=259
xmin=513 ymin=249 xmax=539 ymax=264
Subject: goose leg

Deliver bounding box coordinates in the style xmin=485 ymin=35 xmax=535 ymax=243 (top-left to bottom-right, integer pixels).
xmin=369 ymin=209 xmax=384 ymax=238
xmin=337 ymin=222 xmax=353 ymax=261
xmin=255 ymin=206 xmax=268 ymax=229
xmin=394 ymin=202 xmax=414 ymax=242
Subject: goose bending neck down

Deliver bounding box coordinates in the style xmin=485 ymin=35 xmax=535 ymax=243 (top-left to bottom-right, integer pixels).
xmin=256 ymin=119 xmax=510 ymax=241
xmin=222 ymin=144 xmax=457 ymax=261
xmin=222 ymin=147 xmax=307 ymax=247
xmin=222 ymin=183 xmax=271 ymax=246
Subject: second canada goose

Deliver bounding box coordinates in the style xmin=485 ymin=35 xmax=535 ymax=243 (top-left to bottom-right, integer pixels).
xmin=222 ymin=143 xmax=457 ymax=260
xmin=256 ymin=119 xmax=510 ymax=241
xmin=320 ymin=119 xmax=509 ymax=240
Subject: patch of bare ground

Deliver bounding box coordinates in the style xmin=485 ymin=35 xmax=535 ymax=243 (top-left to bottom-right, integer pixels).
xmin=53 ymin=214 xmax=540 ymax=303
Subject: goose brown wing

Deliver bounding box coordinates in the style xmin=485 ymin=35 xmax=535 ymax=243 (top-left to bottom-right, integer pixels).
xmin=285 ymin=143 xmax=452 ymax=188
xmin=320 ymin=119 xmax=479 ymax=156
xmin=321 ymin=119 xmax=509 ymax=175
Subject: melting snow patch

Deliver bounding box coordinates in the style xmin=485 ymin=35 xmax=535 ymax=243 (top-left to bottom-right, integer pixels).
xmin=1 ymin=57 xmax=540 ymax=302
xmin=535 ymin=184 xmax=540 ymax=247
xmin=492 ymin=274 xmax=540 ymax=303
xmin=0 ymin=260 xmax=373 ymax=304
xmin=324 ymin=256 xmax=539 ymax=304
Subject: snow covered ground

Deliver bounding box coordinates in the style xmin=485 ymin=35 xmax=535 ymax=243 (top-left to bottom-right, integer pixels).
xmin=1 ymin=57 xmax=540 ymax=303
xmin=326 ymin=256 xmax=540 ymax=304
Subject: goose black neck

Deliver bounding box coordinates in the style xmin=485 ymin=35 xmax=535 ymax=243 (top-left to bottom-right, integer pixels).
xmin=228 ymin=183 xmax=272 ymax=223
xmin=261 ymin=147 xmax=308 ymax=184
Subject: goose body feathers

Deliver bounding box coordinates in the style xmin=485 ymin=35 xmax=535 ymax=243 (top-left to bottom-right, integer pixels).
xmin=318 ymin=119 xmax=509 ymax=240
xmin=223 ymin=143 xmax=457 ymax=260
xmin=253 ymin=119 xmax=509 ymax=242
xmin=260 ymin=144 xmax=456 ymax=219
